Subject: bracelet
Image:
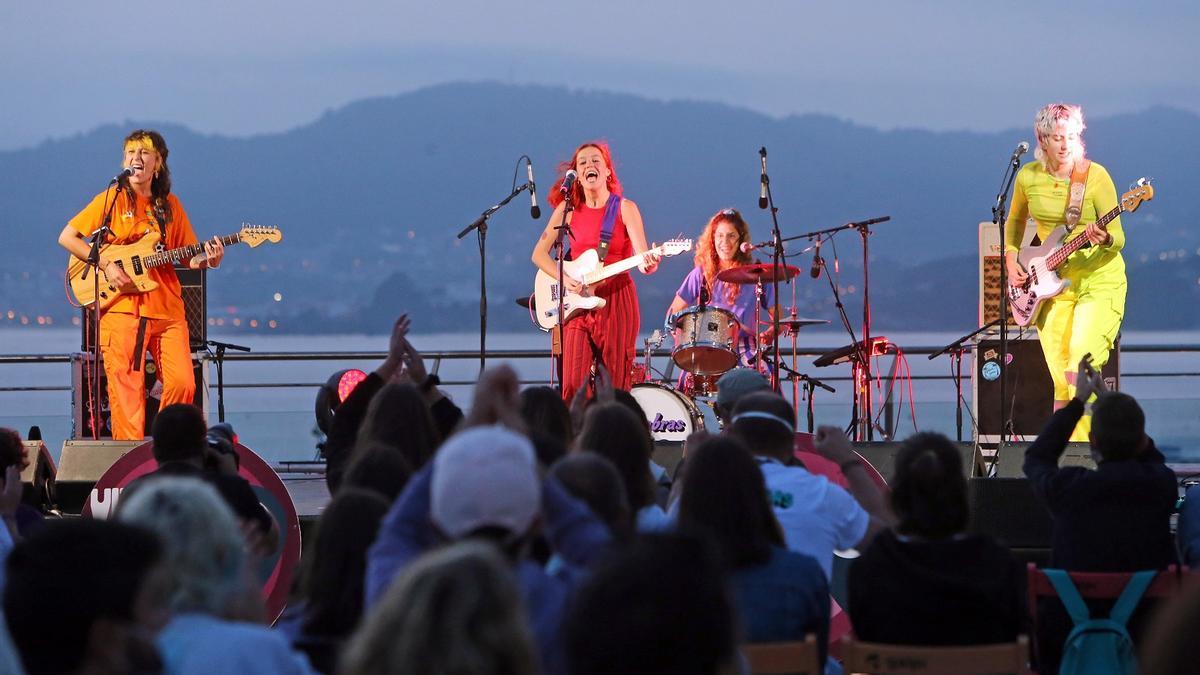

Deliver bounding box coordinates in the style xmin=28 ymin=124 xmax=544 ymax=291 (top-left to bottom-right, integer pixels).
xmin=839 ymin=459 xmax=862 ymax=474
xmin=420 ymin=374 xmax=440 ymax=393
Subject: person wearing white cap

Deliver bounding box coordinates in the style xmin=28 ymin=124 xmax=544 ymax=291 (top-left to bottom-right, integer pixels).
xmin=365 ymin=425 xmax=611 ymax=675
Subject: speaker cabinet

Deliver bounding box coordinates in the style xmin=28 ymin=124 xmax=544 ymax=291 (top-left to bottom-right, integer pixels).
xmin=973 ymin=333 xmax=1118 ymax=444
xmin=175 ymin=265 xmax=207 ymax=348
xmin=993 ymin=441 xmax=1096 ymax=477
xmin=851 ymin=441 xmax=980 ymax=483
xmin=968 ymin=477 xmax=1053 ymax=549
xmin=19 ymin=440 xmax=56 ymax=511
xmin=55 ymin=440 xmax=144 ymax=514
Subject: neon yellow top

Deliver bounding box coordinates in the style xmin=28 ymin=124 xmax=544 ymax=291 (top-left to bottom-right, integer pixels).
xmin=1004 ymin=160 xmax=1126 ymax=283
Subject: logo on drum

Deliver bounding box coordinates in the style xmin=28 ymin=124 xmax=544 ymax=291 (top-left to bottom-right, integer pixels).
xmin=649 ymin=413 xmax=689 ymax=434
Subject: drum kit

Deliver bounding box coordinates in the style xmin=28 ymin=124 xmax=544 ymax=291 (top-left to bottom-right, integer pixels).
xmin=630 ymin=261 xmax=833 ymax=443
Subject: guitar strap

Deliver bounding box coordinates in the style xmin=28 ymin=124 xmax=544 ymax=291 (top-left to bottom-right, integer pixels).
xmin=1063 ymin=159 xmax=1092 ymax=231
xmin=594 ymin=194 xmax=622 ymax=263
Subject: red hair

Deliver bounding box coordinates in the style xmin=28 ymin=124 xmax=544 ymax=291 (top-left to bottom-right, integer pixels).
xmin=695 ymin=209 xmax=753 ymax=305
xmin=547 ymin=141 xmax=623 ymax=209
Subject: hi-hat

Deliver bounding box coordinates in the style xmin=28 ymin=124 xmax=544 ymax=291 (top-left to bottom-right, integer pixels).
xmin=716 ymin=263 xmax=801 ymax=284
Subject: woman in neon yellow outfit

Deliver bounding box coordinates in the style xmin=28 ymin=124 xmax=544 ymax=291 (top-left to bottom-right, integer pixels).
xmin=1005 ymin=103 xmax=1126 ymax=440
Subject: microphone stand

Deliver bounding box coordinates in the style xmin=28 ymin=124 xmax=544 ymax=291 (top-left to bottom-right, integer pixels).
xmin=81 ymin=184 xmax=123 ymax=439
xmin=991 ymin=151 xmax=1022 ymax=445
xmin=552 ymin=186 xmax=576 ymax=394
xmin=758 ymin=147 xmax=785 ymax=392
xmin=803 ymin=216 xmax=892 ymax=440
xmin=929 ymin=318 xmax=1000 ymax=442
xmin=763 ymin=354 xmax=835 ymax=433
xmin=456 ymin=182 xmax=533 ymax=374
xmin=205 ymin=339 xmax=250 ymax=423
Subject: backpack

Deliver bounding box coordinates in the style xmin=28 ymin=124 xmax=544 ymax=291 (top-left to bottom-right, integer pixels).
xmin=1043 ymin=568 xmax=1156 ymax=675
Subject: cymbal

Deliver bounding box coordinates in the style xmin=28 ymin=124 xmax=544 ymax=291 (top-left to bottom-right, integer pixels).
xmin=715 ymin=263 xmax=801 ymax=285
xmin=760 ymin=317 xmax=830 ymax=330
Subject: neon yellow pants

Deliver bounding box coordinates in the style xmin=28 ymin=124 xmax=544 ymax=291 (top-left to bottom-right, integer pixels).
xmin=1035 ymin=281 xmax=1125 ymax=440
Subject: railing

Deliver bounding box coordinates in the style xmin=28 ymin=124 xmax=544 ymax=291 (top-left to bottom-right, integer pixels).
xmin=4 ymin=343 xmax=1200 ymax=464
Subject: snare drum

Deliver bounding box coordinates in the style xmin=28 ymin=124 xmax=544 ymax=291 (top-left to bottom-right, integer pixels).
xmin=630 ymin=383 xmax=704 ymax=443
xmin=672 ymin=306 xmax=739 ymax=375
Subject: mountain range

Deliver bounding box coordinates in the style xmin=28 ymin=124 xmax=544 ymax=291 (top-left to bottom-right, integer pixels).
xmin=2 ymin=82 xmax=1197 ymax=336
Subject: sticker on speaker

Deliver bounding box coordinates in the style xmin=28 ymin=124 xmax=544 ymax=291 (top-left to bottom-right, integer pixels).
xmin=981 ymin=361 xmax=1001 ymax=381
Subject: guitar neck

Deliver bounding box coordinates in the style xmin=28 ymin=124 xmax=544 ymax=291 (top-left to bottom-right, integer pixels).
xmin=144 ymin=233 xmax=242 ymax=269
xmin=1045 ymin=204 xmax=1123 ymax=271
xmin=582 ymin=245 xmax=663 ymax=285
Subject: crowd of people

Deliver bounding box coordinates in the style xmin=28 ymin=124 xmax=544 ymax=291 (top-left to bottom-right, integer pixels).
xmin=3 ymin=105 xmax=1191 ymax=673
xmin=1 ymin=317 xmax=1198 ymax=675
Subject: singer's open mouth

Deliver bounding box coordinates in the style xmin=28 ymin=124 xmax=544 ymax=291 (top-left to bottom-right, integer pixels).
xmin=585 ymin=169 xmax=599 ymax=180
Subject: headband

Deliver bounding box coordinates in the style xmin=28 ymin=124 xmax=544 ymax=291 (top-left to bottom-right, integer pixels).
xmin=731 ymin=410 xmax=794 ymax=432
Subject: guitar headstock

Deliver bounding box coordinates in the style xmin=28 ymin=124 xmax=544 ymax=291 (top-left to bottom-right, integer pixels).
xmin=238 ymin=224 xmax=283 ymax=247
xmin=660 ymin=238 xmax=693 ymax=257
xmin=1120 ymin=179 xmax=1154 ymax=213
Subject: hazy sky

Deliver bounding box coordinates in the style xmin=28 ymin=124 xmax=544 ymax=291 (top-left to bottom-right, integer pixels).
xmin=3 ymin=1 xmax=1197 ymax=149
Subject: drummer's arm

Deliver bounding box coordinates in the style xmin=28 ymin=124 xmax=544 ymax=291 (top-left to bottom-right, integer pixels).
xmin=666 ymin=295 xmax=689 ymax=332
xmin=622 ymin=199 xmax=660 ymax=274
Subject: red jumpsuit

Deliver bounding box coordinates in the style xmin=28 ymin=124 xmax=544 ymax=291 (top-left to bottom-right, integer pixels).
xmin=560 ymin=199 xmax=640 ymax=403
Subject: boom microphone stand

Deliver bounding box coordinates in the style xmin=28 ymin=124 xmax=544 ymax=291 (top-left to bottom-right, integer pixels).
xmin=758 ymin=147 xmax=785 ymax=391
xmin=929 ymin=318 xmax=1000 ymax=442
xmin=457 ymin=178 xmax=535 ymax=374
xmin=205 ymin=339 xmax=251 ymax=423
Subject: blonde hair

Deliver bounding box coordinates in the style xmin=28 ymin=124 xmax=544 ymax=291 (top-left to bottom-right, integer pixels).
xmin=117 ymin=476 xmax=246 ymax=615
xmin=340 ymin=540 xmax=538 ymax=675
xmin=1034 ymin=103 xmax=1087 ymax=165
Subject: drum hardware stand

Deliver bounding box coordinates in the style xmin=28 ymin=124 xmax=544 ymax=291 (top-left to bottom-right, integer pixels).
xmin=929 ymin=319 xmax=999 ymax=442
xmin=643 ymin=329 xmax=665 ymax=383
xmin=456 ymin=162 xmax=537 ymax=375
xmin=205 ymin=339 xmax=251 ymax=423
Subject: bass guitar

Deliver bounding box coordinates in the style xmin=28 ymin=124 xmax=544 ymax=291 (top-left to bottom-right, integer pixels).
xmin=1008 ymin=179 xmax=1153 ymax=326
xmin=531 ymin=239 xmax=692 ymax=331
xmin=67 ymin=224 xmax=283 ymax=310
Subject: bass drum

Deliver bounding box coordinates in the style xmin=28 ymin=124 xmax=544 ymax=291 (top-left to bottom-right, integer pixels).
xmin=630 ymin=384 xmax=704 ymax=444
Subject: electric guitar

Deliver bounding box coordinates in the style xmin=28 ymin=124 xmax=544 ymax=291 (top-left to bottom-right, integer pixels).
xmin=531 ymin=239 xmax=692 ymax=331
xmin=67 ymin=224 xmax=283 ymax=310
xmin=1008 ymin=180 xmax=1153 ymax=327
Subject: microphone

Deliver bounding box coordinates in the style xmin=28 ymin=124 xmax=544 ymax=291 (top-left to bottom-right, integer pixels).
xmin=525 ymin=159 xmax=541 ymax=219
xmin=758 ymin=147 xmax=768 ymax=209
xmin=559 ymin=169 xmax=578 ymax=196
xmin=1011 ymin=141 xmax=1030 ymax=162
xmin=810 ymin=240 xmax=823 ymax=279
xmin=109 ymin=166 xmax=135 ymax=184
xmin=740 ymin=241 xmax=757 ymax=254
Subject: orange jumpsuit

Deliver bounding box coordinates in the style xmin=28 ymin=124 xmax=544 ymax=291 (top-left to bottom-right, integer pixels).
xmin=69 ymin=188 xmax=199 ymax=439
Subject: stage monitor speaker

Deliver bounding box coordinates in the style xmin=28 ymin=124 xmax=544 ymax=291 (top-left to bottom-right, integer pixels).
xmin=973 ymin=333 xmax=1118 ymax=444
xmin=71 ymin=352 xmax=209 ymax=439
xmin=19 ymin=440 xmax=56 ymax=511
xmin=993 ymin=441 xmax=1095 ymax=478
xmin=55 ymin=440 xmax=144 ymax=514
xmin=851 ymin=441 xmax=979 ymax=483
xmin=968 ymin=477 xmax=1053 ymax=549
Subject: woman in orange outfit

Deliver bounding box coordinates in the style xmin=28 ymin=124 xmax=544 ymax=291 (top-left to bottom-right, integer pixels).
xmin=58 ymin=129 xmax=224 ymax=439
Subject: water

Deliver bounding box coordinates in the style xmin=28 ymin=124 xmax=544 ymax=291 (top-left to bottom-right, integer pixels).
xmin=2 ymin=328 xmax=1198 ymax=465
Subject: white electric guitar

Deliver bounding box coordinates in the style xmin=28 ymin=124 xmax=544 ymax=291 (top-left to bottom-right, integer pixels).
xmin=531 ymin=239 xmax=692 ymax=331
xmin=1008 ymin=179 xmax=1153 ymax=326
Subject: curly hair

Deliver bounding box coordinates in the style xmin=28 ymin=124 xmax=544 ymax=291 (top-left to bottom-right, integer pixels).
xmin=695 ymin=208 xmax=753 ymax=305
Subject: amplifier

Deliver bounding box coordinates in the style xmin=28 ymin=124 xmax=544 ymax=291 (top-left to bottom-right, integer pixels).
xmin=71 ymin=352 xmax=209 ymax=439
xmin=973 ymin=333 xmax=1118 ymax=444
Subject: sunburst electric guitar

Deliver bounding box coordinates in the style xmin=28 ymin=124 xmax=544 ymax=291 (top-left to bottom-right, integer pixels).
xmin=531 ymin=239 xmax=692 ymax=331
xmin=67 ymin=224 xmax=283 ymax=311
xmin=1008 ymin=180 xmax=1153 ymax=326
